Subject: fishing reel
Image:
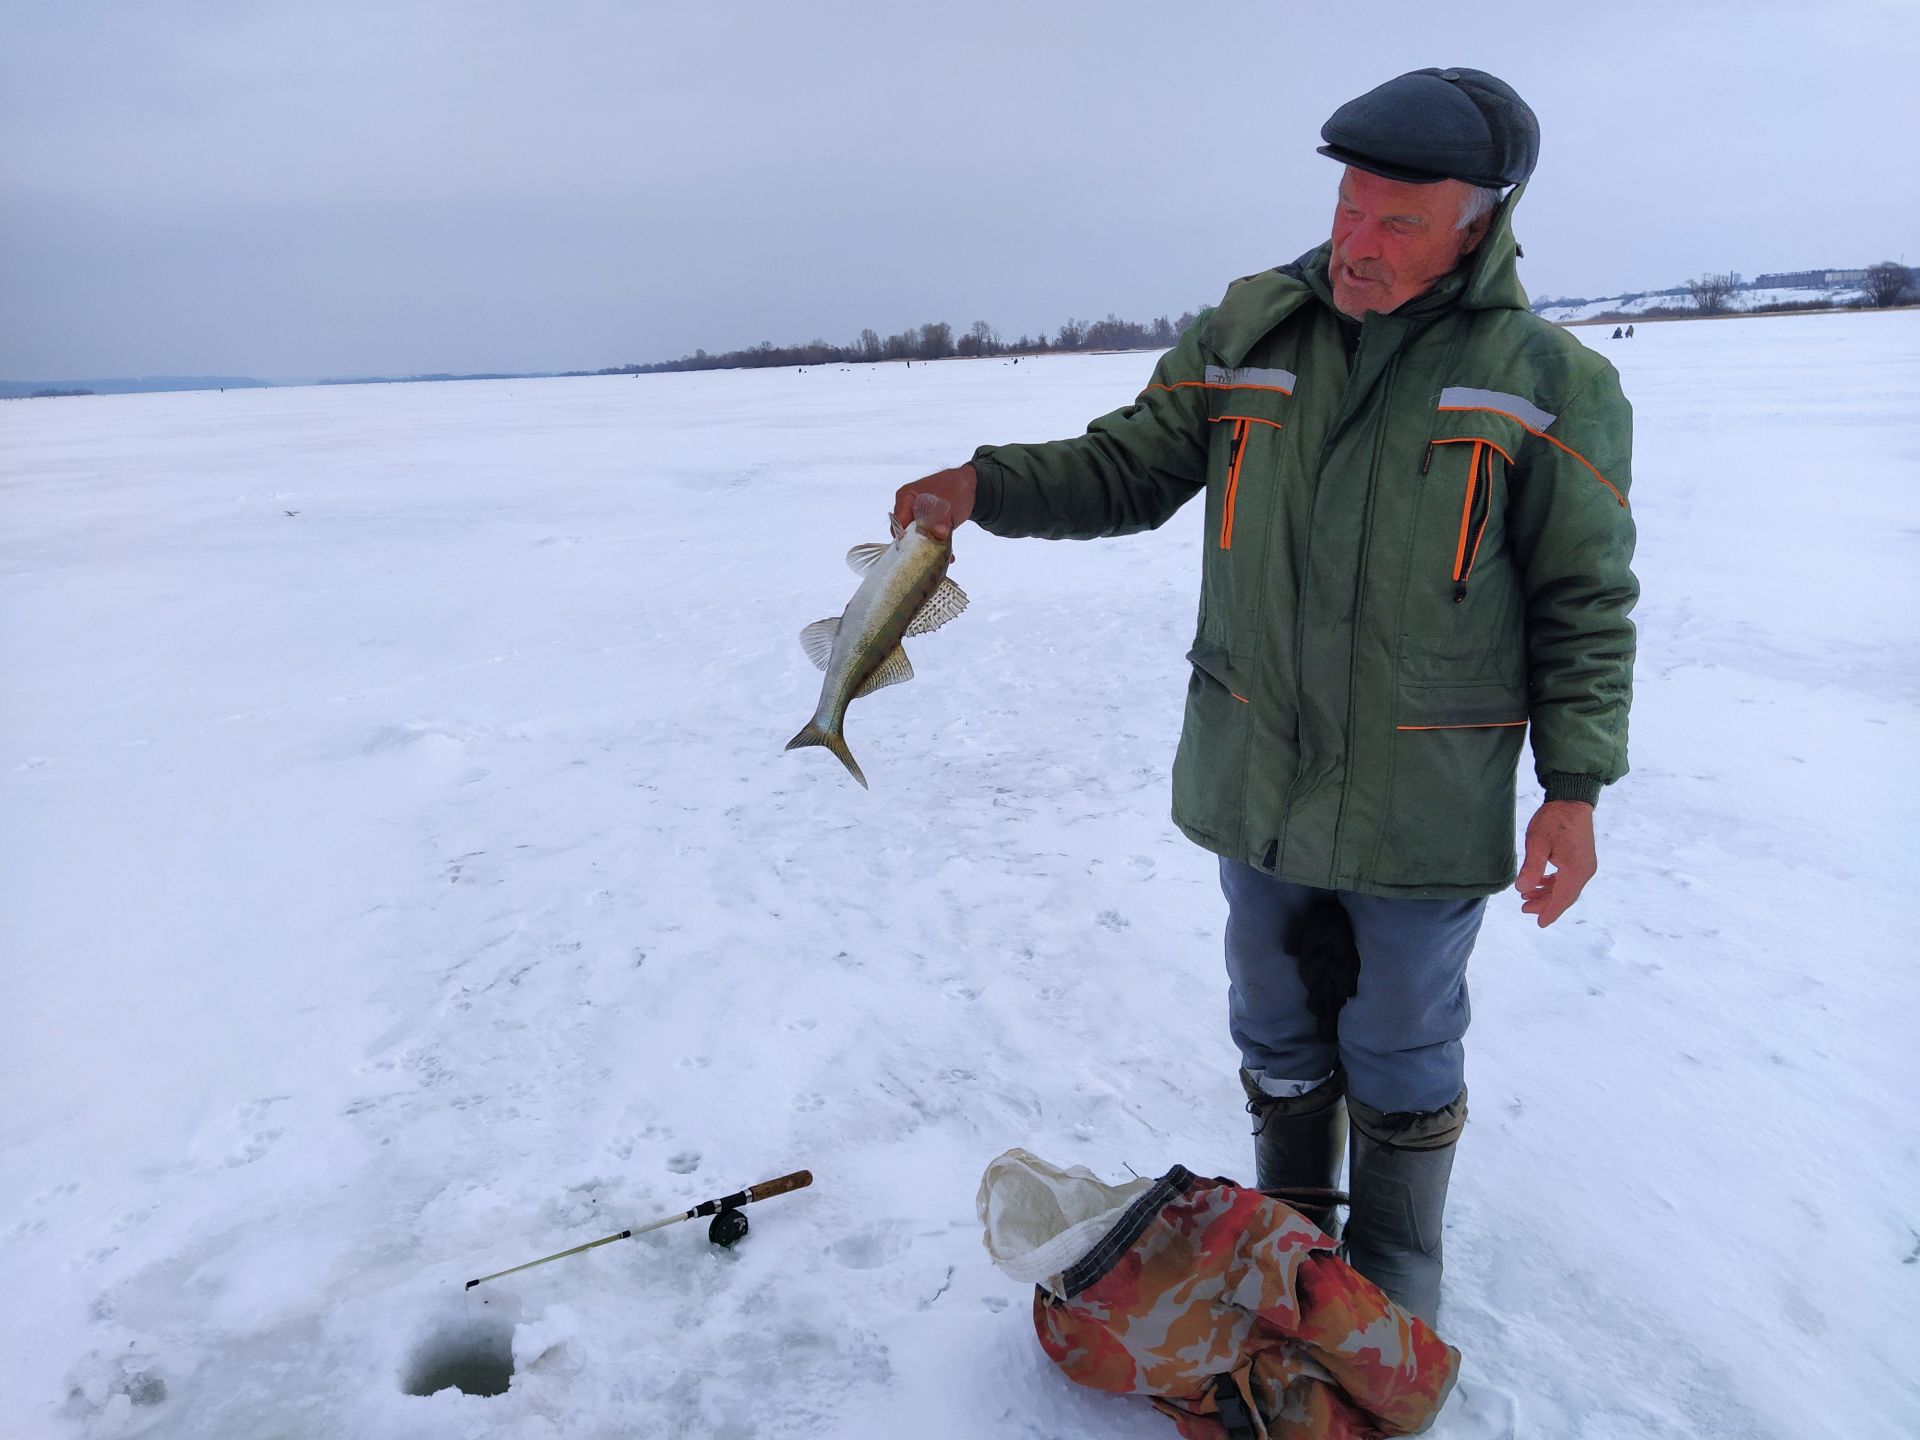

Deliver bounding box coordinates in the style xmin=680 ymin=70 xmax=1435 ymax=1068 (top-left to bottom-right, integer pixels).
xmin=707 ymin=1205 xmax=750 ymax=1248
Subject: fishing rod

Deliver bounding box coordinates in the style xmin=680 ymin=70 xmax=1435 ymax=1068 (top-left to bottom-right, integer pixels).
xmin=466 ymin=1169 xmax=814 ymax=1290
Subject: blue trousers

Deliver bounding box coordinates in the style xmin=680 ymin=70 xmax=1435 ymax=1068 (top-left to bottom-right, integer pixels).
xmin=1220 ymin=858 xmax=1484 ymax=1116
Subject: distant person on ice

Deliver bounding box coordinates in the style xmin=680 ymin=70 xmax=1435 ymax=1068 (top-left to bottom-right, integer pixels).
xmin=1626 ymin=324 xmax=1635 ymax=338
xmin=1612 ymin=325 xmax=1624 ymax=338
xmin=893 ymin=68 xmax=1637 ymax=1326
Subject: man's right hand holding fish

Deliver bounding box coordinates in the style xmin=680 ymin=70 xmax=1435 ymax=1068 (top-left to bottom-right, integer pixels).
xmin=891 ymin=465 xmax=976 ymax=546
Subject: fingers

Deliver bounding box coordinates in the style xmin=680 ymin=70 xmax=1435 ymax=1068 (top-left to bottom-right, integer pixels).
xmin=1518 ymin=862 xmax=1567 ymax=926
xmin=1519 ymin=852 xmax=1595 ymax=928
xmin=1520 ymin=878 xmax=1568 ymax=928
xmin=893 ymin=464 xmax=977 ymax=542
xmin=890 ymin=485 xmax=917 ymax=532
xmin=1549 ymin=857 xmax=1594 ymax=923
xmin=893 ymin=493 xmax=951 ymax=544
xmin=913 ymin=491 xmax=955 ymax=544
xmin=1513 ymin=831 xmax=1549 ymax=895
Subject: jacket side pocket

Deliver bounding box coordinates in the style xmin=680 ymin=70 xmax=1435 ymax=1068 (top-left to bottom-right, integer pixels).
xmin=1171 ymin=646 xmax=1252 ymax=855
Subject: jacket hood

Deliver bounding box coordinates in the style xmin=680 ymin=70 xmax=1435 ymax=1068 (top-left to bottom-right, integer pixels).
xmin=1457 ymin=180 xmax=1530 ymax=311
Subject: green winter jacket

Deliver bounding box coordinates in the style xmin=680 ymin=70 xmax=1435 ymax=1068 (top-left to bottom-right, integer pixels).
xmin=970 ymin=192 xmax=1637 ymax=898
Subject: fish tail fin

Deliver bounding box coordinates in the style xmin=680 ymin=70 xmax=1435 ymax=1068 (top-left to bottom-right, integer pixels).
xmin=785 ymin=722 xmax=868 ymax=789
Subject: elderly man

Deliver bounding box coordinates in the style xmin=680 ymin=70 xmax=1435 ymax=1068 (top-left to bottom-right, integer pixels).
xmin=894 ymin=69 xmax=1636 ymax=1324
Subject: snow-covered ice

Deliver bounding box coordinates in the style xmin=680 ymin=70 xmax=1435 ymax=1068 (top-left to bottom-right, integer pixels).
xmin=4 ymin=311 xmax=1917 ymax=1438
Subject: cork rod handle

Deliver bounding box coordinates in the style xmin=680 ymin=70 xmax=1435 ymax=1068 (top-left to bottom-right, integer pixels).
xmin=748 ymin=1170 xmax=813 ymax=1202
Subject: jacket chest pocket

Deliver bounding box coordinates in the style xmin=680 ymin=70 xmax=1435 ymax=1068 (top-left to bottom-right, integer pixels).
xmin=1211 ymin=417 xmax=1257 ymax=548
xmin=1419 ymin=415 xmax=1518 ymax=605
xmin=1425 ymin=437 xmax=1503 ymax=599
xmin=1204 ymin=372 xmax=1294 ymax=553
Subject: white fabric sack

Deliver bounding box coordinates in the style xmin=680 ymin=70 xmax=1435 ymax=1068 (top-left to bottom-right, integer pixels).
xmin=976 ymin=1147 xmax=1154 ymax=1298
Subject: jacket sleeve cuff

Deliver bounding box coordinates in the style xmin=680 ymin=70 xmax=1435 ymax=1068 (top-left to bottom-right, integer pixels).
xmin=969 ymin=446 xmax=1007 ymax=530
xmin=1543 ymin=772 xmax=1604 ymax=806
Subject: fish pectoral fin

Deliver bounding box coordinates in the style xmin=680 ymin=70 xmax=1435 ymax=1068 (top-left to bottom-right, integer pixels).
xmin=799 ymin=618 xmax=841 ymax=671
xmin=888 ymin=512 xmax=905 ymax=541
xmin=846 ymin=542 xmax=889 ymax=574
xmin=852 ymin=645 xmax=914 ymax=699
xmin=904 ymin=578 xmax=969 ymax=637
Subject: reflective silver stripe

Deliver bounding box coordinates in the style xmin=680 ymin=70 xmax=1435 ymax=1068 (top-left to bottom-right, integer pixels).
xmin=1437 ymin=386 xmax=1556 ymax=431
xmin=1204 ymin=364 xmax=1297 ymax=392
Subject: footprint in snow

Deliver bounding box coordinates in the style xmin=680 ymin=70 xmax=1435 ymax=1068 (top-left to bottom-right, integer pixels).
xmin=63 ymin=1352 xmax=169 ymax=1421
xmin=1436 ymin=1380 xmax=1519 ymax=1437
xmin=666 ymin=1151 xmax=702 ymax=1175
xmin=110 ymin=1207 xmax=156 ymax=1235
xmin=187 ymin=1098 xmax=288 ymax=1169
xmin=608 ymin=1123 xmax=672 ymax=1159
xmin=1096 ymin=909 xmax=1130 ymax=932
xmin=225 ymin=1129 xmax=283 ymax=1167
xmin=831 ymin=1221 xmax=914 ymax=1270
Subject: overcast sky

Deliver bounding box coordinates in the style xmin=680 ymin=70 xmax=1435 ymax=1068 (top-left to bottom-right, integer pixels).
xmin=3 ymin=0 xmax=1915 ymax=379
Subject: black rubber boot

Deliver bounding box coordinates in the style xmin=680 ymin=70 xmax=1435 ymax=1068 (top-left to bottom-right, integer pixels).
xmin=1239 ymin=1069 xmax=1347 ymax=1238
xmin=1342 ymin=1091 xmax=1466 ymax=1328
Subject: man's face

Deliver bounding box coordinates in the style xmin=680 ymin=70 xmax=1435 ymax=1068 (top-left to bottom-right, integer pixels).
xmin=1328 ymin=167 xmax=1493 ymax=319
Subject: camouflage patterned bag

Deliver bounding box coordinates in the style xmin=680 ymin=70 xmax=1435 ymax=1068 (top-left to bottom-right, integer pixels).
xmin=979 ymin=1149 xmax=1458 ymax=1438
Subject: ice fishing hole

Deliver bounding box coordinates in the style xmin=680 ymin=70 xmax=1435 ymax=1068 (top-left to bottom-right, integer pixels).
xmin=401 ymin=1315 xmax=515 ymax=1398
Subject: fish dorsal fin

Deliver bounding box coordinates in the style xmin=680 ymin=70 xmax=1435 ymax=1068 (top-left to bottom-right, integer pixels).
xmin=846 ymin=542 xmax=889 ymax=574
xmin=905 ymin=577 xmax=968 ymax=637
xmin=799 ymin=617 xmax=840 ymax=671
xmin=852 ymin=645 xmax=914 ymax=698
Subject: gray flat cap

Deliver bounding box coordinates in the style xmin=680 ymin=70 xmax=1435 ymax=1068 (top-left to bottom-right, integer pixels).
xmin=1319 ymin=68 xmax=1539 ymax=188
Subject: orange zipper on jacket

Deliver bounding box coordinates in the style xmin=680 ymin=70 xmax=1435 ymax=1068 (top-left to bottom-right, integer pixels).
xmin=1425 ymin=438 xmax=1496 ymax=602
xmin=1455 ymin=442 xmax=1494 ymax=601
xmin=1450 ymin=440 xmax=1481 ymax=582
xmin=1219 ymin=418 xmax=1249 ymax=550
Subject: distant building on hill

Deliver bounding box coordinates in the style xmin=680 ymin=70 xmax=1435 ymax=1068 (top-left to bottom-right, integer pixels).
xmin=1751 ymin=268 xmax=1879 ymax=288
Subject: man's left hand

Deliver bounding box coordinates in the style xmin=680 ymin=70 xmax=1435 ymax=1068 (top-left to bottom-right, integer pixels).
xmin=1514 ymin=801 xmax=1597 ymax=928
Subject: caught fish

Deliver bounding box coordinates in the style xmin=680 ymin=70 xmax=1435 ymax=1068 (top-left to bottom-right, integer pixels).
xmin=786 ymin=496 xmax=968 ymax=788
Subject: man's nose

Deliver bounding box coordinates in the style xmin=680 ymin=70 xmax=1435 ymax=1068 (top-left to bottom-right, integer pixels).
xmin=1342 ymin=219 xmax=1384 ymax=258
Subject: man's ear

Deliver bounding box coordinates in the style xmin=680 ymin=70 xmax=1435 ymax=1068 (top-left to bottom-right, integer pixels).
xmin=1461 ymin=208 xmax=1495 ymax=256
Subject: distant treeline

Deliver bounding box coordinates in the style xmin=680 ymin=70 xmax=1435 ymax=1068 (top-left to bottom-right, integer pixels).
xmin=0 ymin=375 xmax=271 ymax=399
xmin=601 ymin=312 xmax=1205 ymax=376
xmin=1579 ymin=297 xmax=1874 ymax=324
xmin=315 ymin=371 xmax=558 ymax=386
